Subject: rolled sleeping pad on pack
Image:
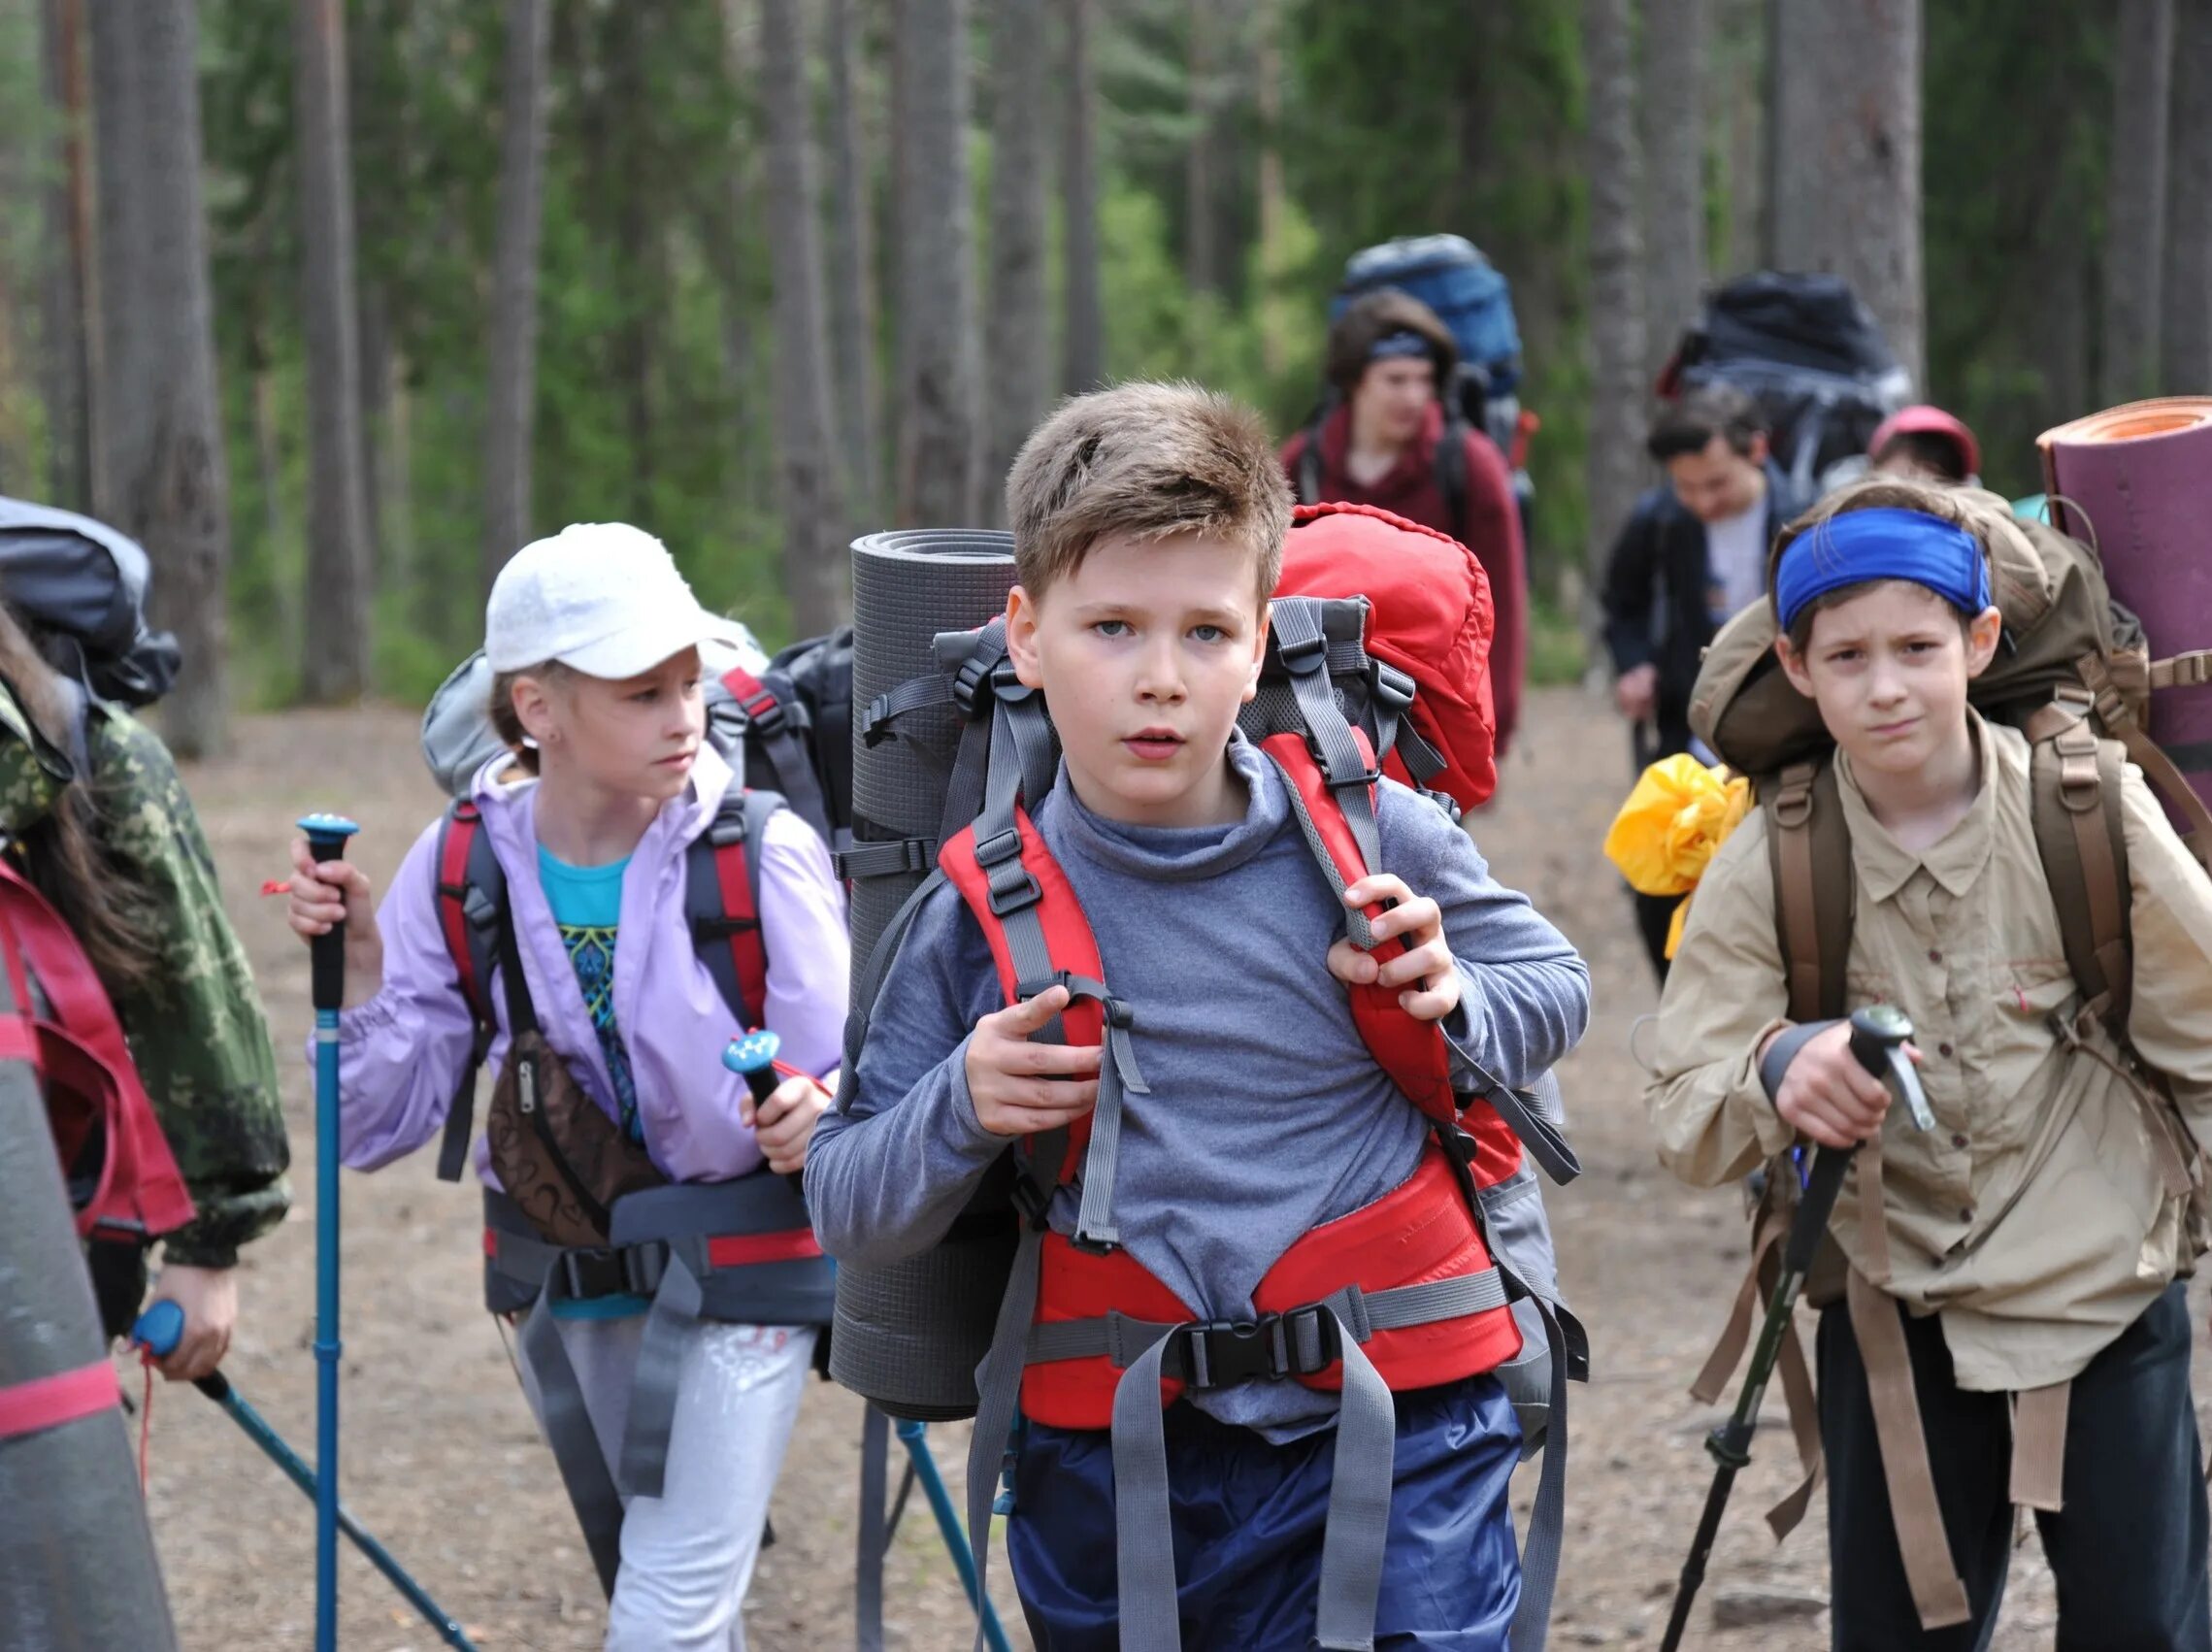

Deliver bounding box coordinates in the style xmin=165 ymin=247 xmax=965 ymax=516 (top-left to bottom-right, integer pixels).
xmin=2039 ymin=399 xmax=2212 ymax=825
xmin=835 ymin=528 xmax=1023 ymax=1421
xmin=0 ymin=1003 xmax=179 ymax=1649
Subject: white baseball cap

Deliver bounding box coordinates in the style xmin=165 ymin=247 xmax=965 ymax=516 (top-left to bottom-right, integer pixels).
xmin=484 ymin=522 xmax=743 ymax=678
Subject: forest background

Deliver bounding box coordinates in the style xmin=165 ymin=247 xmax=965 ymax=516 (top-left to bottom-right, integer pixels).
xmin=0 ymin=0 xmax=2201 ymax=756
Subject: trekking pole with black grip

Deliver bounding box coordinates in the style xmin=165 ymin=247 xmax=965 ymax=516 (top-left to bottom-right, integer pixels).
xmin=1660 ymin=1004 xmax=1929 ymax=1652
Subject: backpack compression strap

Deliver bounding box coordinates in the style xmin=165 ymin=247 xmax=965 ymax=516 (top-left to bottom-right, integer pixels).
xmin=434 ymin=801 xmax=506 ymax=1182
xmin=1764 ymin=761 xmax=1853 ymax=1024
xmin=688 ymin=786 xmax=785 ymax=1032
xmin=719 ymin=666 xmax=832 ymax=845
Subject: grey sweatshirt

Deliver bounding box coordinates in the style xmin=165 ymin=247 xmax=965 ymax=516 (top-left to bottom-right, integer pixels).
xmin=809 ymin=732 xmax=1591 ymax=1435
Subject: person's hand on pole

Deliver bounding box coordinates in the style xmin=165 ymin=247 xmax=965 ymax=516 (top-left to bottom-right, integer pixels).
xmin=285 ymin=837 xmax=382 ymax=1008
xmin=143 ymin=1264 xmax=237 ymax=1383
xmin=1763 ymin=1021 xmax=1913 ymax=1148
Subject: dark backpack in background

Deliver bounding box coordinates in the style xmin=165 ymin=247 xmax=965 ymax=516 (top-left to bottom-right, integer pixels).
xmin=1658 ymin=272 xmax=1913 ymax=499
xmin=0 ymin=498 xmax=181 ymax=709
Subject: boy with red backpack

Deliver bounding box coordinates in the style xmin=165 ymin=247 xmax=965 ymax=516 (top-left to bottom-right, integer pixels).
xmin=1645 ymin=479 xmax=2212 ymax=1647
xmin=809 ymin=382 xmax=1590 ymax=1650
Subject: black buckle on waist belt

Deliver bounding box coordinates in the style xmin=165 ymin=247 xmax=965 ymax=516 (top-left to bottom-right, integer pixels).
xmin=1172 ymin=1305 xmax=1340 ymax=1391
xmin=558 ymin=1240 xmax=669 ymax=1301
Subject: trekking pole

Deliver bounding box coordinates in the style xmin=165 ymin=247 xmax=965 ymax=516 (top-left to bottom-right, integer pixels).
xmin=301 ymin=812 xmax=358 ymax=1652
xmin=131 ymin=1303 xmax=480 ymax=1651
xmin=1660 ymin=1005 xmax=1930 ymax=1652
xmin=723 ymin=1037 xmax=1013 ymax=1652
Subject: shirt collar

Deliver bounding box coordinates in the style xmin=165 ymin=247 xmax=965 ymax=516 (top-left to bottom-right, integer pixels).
xmin=1834 ymin=712 xmax=1999 ymax=904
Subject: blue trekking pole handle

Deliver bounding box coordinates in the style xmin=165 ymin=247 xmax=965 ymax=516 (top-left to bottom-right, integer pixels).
xmin=723 ymin=1030 xmax=809 ymax=1195
xmin=300 ymin=812 xmax=358 ymax=1652
xmin=133 ymin=1305 xmax=480 ymax=1650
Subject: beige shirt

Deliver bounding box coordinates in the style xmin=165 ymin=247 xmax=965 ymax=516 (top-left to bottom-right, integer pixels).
xmin=1647 ymin=715 xmax=2212 ymax=1391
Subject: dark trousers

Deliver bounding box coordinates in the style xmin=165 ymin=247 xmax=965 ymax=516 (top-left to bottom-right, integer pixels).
xmin=1819 ymin=1280 xmax=2210 ymax=1651
xmin=1007 ymin=1374 xmax=1523 ymax=1651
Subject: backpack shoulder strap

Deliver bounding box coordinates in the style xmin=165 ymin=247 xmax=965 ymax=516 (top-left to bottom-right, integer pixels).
xmin=720 ymin=664 xmax=832 ymax=843
xmin=1765 ymin=760 xmax=1852 ymax=1023
xmin=687 ymin=785 xmax=786 ymax=1032
xmin=2024 ymin=702 xmax=2132 ymax=1032
xmin=1434 ymin=412 xmax=1471 ymax=545
xmin=433 ymin=798 xmax=508 ymax=1182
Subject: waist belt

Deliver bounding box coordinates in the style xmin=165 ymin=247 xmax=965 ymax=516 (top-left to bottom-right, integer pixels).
xmin=483 ymin=1175 xmax=833 ymax=1598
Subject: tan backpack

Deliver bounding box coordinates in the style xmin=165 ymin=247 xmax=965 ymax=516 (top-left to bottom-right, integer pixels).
xmin=1679 ymin=486 xmax=2212 ymax=1628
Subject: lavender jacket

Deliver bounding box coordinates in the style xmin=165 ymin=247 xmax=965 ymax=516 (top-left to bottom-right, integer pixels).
xmin=324 ymin=743 xmax=850 ymax=1184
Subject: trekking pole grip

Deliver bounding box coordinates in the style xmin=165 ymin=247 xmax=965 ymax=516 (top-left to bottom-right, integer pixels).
xmin=299 ymin=814 xmax=360 ymax=1013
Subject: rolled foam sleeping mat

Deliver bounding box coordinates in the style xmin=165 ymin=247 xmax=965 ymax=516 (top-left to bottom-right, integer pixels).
xmin=0 ymin=1045 xmax=178 ymax=1648
xmin=847 ymin=528 xmax=1017 ymax=975
xmin=2039 ymin=399 xmax=2212 ymax=823
xmin=835 ymin=527 xmax=1022 ymax=1421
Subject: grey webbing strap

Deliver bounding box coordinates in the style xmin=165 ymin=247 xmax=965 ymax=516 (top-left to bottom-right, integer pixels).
xmin=965 ymin=1220 xmax=1046 ymax=1652
xmin=1313 ymin=1321 xmax=1397 ymax=1651
xmin=856 ymin=1405 xmax=891 ymax=1652
xmin=1000 ymin=690 xmax=1059 ymax=807
xmin=940 ymin=712 xmax=998 ymax=844
xmin=861 ymin=673 xmax=959 ymax=745
xmin=1393 ymin=721 xmax=1448 ymax=787
xmin=1110 ymin=1335 xmax=1185 ymax=1650
xmin=615 ymin=1255 xmax=706 ymax=1501
xmin=1459 ymin=1077 xmax=1581 ymax=1187
xmin=1025 ymin=1308 xmax=1180 ymax=1367
xmin=836 ymin=837 xmax=938 ymax=881
xmin=1504 ymin=1290 xmax=1570 ymax=1652
xmin=1271 ymin=602 xmax=1386 ymax=876
xmin=1071 ymin=992 xmax=1150 ymax=1251
xmin=518 ymin=1280 xmax=625 ymax=1598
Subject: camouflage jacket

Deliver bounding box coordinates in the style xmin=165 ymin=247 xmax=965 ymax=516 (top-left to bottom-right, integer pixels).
xmin=0 ymin=689 xmax=289 ymax=1267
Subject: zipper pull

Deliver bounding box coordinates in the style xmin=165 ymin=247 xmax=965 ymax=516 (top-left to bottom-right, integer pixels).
xmin=519 ymin=1058 xmax=539 ymax=1116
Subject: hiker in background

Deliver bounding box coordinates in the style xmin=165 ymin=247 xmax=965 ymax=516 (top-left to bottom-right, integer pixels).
xmin=1865 ymin=405 xmax=1981 ymax=488
xmin=0 ymin=595 xmax=287 ymax=1378
xmin=814 ymin=382 xmax=1589 ymax=1648
xmin=1281 ymin=290 xmax=1530 ymax=757
xmin=285 ymin=523 xmax=849 ymax=1650
xmin=1600 ymin=384 xmax=1801 ymax=981
xmin=1646 ymin=480 xmax=2212 ymax=1648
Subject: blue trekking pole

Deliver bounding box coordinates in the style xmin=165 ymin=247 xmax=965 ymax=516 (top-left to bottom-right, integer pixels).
xmin=722 ymin=1035 xmax=1012 ymax=1652
xmin=132 ymin=1303 xmax=479 ymax=1650
xmin=301 ymin=812 xmax=358 ymax=1652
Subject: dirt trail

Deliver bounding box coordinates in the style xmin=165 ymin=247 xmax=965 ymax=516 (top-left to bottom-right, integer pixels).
xmin=133 ymin=687 xmax=2200 ymax=1648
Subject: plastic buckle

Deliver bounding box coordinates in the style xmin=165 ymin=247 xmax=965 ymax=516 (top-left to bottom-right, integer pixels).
xmin=559 ymin=1247 xmax=630 ymax=1300
xmin=990 ymin=656 xmax=1040 ymax=705
xmin=621 ymin=1240 xmax=670 ymax=1296
xmin=1008 ymin=1169 xmax=1052 ymax=1231
xmin=950 ymin=650 xmax=999 ymax=719
xmin=1278 ymin=631 xmax=1328 ymax=677
xmin=738 ymin=688 xmax=786 ymax=737
xmin=1370 ymin=660 xmax=1416 ymax=712
xmin=974 ymin=827 xmax=1024 ymax=869
xmin=1101 ymin=996 xmax=1134 ymax=1031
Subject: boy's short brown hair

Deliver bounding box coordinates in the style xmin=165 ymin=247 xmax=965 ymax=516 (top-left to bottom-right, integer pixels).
xmin=1770 ymin=476 xmax=1995 ymax=653
xmin=1004 ymin=380 xmax=1293 ymax=605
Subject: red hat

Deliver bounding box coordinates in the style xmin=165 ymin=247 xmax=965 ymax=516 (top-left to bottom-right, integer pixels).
xmin=1869 ymin=404 xmax=1980 ymax=480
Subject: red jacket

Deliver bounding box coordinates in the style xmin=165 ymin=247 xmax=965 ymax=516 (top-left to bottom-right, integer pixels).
xmin=1281 ymin=403 xmax=1527 ymax=756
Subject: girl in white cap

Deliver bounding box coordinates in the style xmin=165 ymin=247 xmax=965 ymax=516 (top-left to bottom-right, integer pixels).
xmin=285 ymin=523 xmax=849 ymax=1649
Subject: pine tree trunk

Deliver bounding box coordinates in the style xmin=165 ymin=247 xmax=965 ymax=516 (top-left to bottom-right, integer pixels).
xmin=38 ymin=0 xmax=93 ymax=512
xmin=293 ymin=0 xmax=374 ymax=701
xmin=1185 ymin=0 xmax=1219 ymax=296
xmin=710 ymin=0 xmax=765 ymax=517
xmin=761 ymin=0 xmax=849 ymax=633
xmin=2106 ymin=0 xmax=2176 ymax=403
xmin=1769 ymin=0 xmax=1924 ymax=386
xmin=1255 ymin=0 xmax=1289 ymax=380
xmin=1585 ymin=0 xmax=1648 ymax=581
xmin=894 ymin=0 xmax=983 ymax=524
xmin=88 ymin=0 xmax=231 ymax=755
xmin=2165 ymin=0 xmax=2212 ymax=393
xmin=986 ymin=0 xmax=1050 ymax=509
xmin=481 ymin=0 xmax=551 ymax=590
xmin=1060 ymin=0 xmax=1104 ymax=394
xmin=824 ymin=0 xmax=882 ymax=517
xmin=1642 ymin=0 xmax=1706 ymax=376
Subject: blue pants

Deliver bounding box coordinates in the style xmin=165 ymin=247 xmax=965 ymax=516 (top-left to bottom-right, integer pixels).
xmin=1007 ymin=1373 xmax=1523 ymax=1651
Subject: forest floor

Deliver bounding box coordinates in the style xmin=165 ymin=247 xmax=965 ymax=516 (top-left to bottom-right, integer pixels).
xmin=135 ymin=685 xmax=2201 ymax=1650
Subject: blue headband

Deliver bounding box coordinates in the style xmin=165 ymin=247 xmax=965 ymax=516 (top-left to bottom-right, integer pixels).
xmin=1773 ymin=508 xmax=1992 ymax=632
xmin=1369 ymin=330 xmax=1433 ymax=362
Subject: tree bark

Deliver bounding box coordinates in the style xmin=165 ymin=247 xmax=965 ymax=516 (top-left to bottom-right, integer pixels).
xmin=1060 ymin=0 xmax=1104 ymax=394
xmin=760 ymin=0 xmax=850 ymax=633
xmin=2165 ymin=0 xmax=2212 ymax=393
xmin=824 ymin=0 xmax=881 ymax=517
xmin=88 ymin=0 xmax=231 ymax=755
xmin=1255 ymin=0 xmax=1289 ymax=380
xmin=894 ymin=0 xmax=984 ymax=524
xmin=38 ymin=0 xmax=93 ymax=512
xmin=986 ymin=0 xmax=1051 ymax=509
xmin=1185 ymin=0 xmax=1220 ymax=295
xmin=2105 ymin=0 xmax=2176 ymax=403
xmin=1642 ymin=0 xmax=1707 ymax=377
xmin=292 ymin=0 xmax=374 ymax=700
xmin=481 ymin=0 xmax=551 ymax=591
xmin=1585 ymin=0 xmax=1648 ymax=582
xmin=1769 ymin=0 xmax=1924 ymax=387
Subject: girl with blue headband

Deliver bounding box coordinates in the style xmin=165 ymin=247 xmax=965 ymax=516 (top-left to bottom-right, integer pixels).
xmin=1641 ymin=479 xmax=2212 ymax=1647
